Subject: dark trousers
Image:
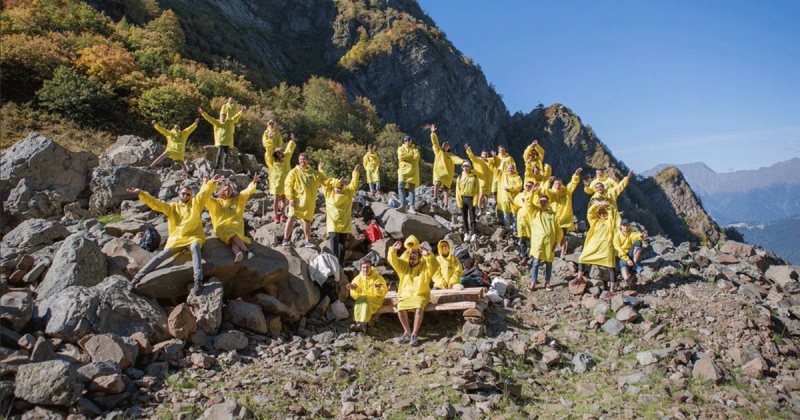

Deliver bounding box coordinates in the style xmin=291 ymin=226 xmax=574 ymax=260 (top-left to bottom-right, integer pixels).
xmin=215 ymin=146 xmax=231 ymax=170
xmin=330 ymin=232 xmax=348 ymax=265
xmin=461 ymin=196 xmax=476 ymax=235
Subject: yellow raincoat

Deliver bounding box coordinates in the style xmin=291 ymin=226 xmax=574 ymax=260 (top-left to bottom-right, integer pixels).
xmin=400 ymin=235 xmax=421 ymax=263
xmin=397 ymin=143 xmax=420 ymax=186
xmin=524 ymin=162 xmax=552 ymax=186
xmin=431 ymin=133 xmax=464 ymax=188
xmin=138 ymin=181 xmax=217 ymax=250
xmin=584 ymin=173 xmax=619 ymax=195
xmin=455 ymin=171 xmax=481 ymax=209
xmin=526 ymin=193 xmax=562 ymax=263
xmin=349 ymin=267 xmax=388 ymax=323
xmin=546 ymin=173 xmax=581 ymax=231
xmin=497 ymin=167 xmax=522 ymax=213
xmin=432 ymin=240 xmax=462 ymax=289
xmin=363 ymin=151 xmax=380 ymax=184
xmin=264 ymin=140 xmax=296 ymax=195
xmin=201 ymin=111 xmax=242 ymax=147
xmin=154 ymin=121 xmax=197 ymax=161
xmin=219 ymin=102 xmax=240 ymax=119
xmin=614 ymin=229 xmax=644 ymax=256
xmin=511 ymin=189 xmax=535 ymax=238
xmin=589 ymin=176 xmax=630 ymax=220
xmin=579 ymin=204 xmax=627 ymax=268
xmin=284 ymin=165 xmax=326 ymax=221
xmin=262 ymin=127 xmax=284 ymax=150
xmin=206 ymin=182 xmax=257 ymax=245
xmin=388 ymin=243 xmax=438 ymax=311
xmin=466 ymin=149 xmax=493 ymax=196
xmin=488 ymin=152 xmax=516 ymax=194
xmin=523 ymin=143 xmax=545 ymax=167
xmin=322 ymin=169 xmax=359 ymax=234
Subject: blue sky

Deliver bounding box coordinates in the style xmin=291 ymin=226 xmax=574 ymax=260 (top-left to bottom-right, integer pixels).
xmin=417 ymin=0 xmax=800 ymax=173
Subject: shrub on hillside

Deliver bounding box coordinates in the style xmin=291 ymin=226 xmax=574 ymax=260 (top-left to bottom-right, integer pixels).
xmin=36 ymin=66 xmax=115 ymax=126
xmin=0 ymin=32 xmax=74 ymax=101
xmin=137 ymin=77 xmax=205 ymax=126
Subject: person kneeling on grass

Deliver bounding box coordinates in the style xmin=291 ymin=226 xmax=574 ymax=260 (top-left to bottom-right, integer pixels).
xmin=206 ymin=173 xmax=260 ymax=263
xmin=388 ymin=239 xmax=439 ymax=346
xmin=614 ymin=219 xmax=649 ymax=289
xmin=347 ymin=259 xmax=388 ymax=333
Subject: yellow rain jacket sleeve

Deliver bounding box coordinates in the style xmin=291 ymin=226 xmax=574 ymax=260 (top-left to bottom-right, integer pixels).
xmin=432 ymin=241 xmax=462 ymax=289
xmin=284 ymin=165 xmax=326 ymax=221
xmin=523 ymin=143 xmax=545 ymax=164
xmin=206 ymin=181 xmax=257 ymax=245
xmin=466 ymin=149 xmax=492 ymax=195
xmin=578 ymin=204 xmax=619 ymax=268
xmin=513 ymin=191 xmax=531 ymax=238
xmin=397 ymin=144 xmax=420 ymax=185
xmin=388 ymin=247 xmax=437 ymax=311
xmin=262 ymin=127 xmax=284 ymax=150
xmin=614 ymin=230 xmax=643 ymax=256
xmin=155 ymin=121 xmax=197 ymax=161
xmin=202 ymin=111 xmax=242 ymax=147
xmin=322 ymin=169 xmax=359 ymax=234
xmin=363 ymin=151 xmax=380 ymax=184
xmin=497 ymin=170 xmax=522 ymax=213
xmin=139 ymin=181 xmax=217 ymax=250
xmin=526 ymin=194 xmax=561 ymax=263
xmin=349 ymin=267 xmax=388 ymax=323
xmin=219 ymin=102 xmax=240 ymax=119
xmin=584 ymin=174 xmax=619 ymax=195
xmin=431 ymin=133 xmax=464 ymax=189
xmin=548 ymin=173 xmax=581 ymax=231
xmin=265 ymin=140 xmax=296 ymax=195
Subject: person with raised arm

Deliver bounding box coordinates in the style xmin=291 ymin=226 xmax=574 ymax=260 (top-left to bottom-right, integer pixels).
xmin=522 ymin=140 xmax=546 ymax=181
xmin=497 ymin=163 xmax=522 ymax=232
xmin=397 ymin=135 xmax=420 ymax=213
xmin=282 ymin=154 xmax=326 ymax=248
xmin=430 ymin=124 xmax=464 ymax=208
xmin=583 ymin=168 xmax=619 ymax=195
xmin=199 ymin=105 xmax=244 ymax=172
xmin=388 ymin=237 xmax=438 ymax=347
xmin=588 ymin=170 xmax=634 ymax=224
xmin=511 ymin=180 xmax=537 ymax=266
xmin=455 ymin=160 xmax=481 ymax=242
xmin=363 ymin=144 xmax=381 ymax=195
xmin=206 ymin=173 xmax=260 ymax=263
xmin=464 ymin=144 xmax=493 ymax=215
xmin=150 ymin=118 xmax=199 ymax=176
xmin=346 ymin=258 xmax=388 ymax=333
xmin=546 ymin=167 xmax=583 ymax=258
xmin=571 ymin=201 xmax=629 ymax=298
xmin=264 ymin=133 xmax=297 ymax=223
xmin=321 ymin=164 xmax=361 ymax=264
xmin=262 ymin=119 xmax=284 ymax=150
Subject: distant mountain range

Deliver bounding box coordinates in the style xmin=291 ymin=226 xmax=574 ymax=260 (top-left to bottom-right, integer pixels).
xmin=643 ymin=158 xmax=800 ymax=224
xmin=730 ymin=215 xmax=800 ymax=265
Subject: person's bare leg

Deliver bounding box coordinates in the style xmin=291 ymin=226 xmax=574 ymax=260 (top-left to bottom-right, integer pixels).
xmin=433 ymin=182 xmax=440 ymax=201
xmin=443 ymin=190 xmax=449 ymax=207
xmin=302 ymin=220 xmax=312 ymax=243
xmin=231 ymin=236 xmax=247 ymax=253
xmin=560 ymin=235 xmax=568 ymax=258
xmin=149 ymin=153 xmax=168 ymax=169
xmin=179 ymin=161 xmax=190 ymax=176
xmin=411 ymin=309 xmax=424 ymax=335
xmin=273 ymin=195 xmax=281 ymax=219
xmin=397 ymin=311 xmax=412 ymax=334
xmin=283 ymin=216 xmax=295 ymax=240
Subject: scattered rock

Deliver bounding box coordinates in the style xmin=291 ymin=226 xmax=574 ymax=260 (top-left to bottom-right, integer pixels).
xmin=14 ymin=360 xmax=82 ymax=406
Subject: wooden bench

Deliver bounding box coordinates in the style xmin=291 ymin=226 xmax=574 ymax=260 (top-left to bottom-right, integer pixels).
xmin=374 ymin=288 xmax=488 ymax=323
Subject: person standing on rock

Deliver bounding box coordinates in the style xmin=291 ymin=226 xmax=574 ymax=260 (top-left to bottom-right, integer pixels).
xmin=511 ymin=181 xmax=538 ymax=266
xmin=464 ymin=145 xmax=492 ymax=215
xmin=524 ymin=160 xmax=552 ymax=187
xmin=265 ymin=133 xmax=297 ymax=223
xmin=432 ymin=240 xmax=463 ymax=290
xmin=321 ymin=164 xmax=361 ymax=264
xmin=546 ymin=168 xmax=583 ymax=258
xmin=397 ymin=135 xmax=420 ymax=213
xmin=206 ymin=173 xmax=260 ymax=263
xmin=614 ymin=219 xmax=649 ymax=288
xmin=526 ymin=189 xmax=561 ymax=291
xmin=588 ymin=170 xmax=633 ymax=224
xmin=363 ymin=144 xmax=381 ymax=195
xmin=199 ymin=106 xmax=244 ymax=172
xmin=150 ymin=118 xmax=199 ymax=176
xmin=262 ymin=119 xmax=283 ymax=150
xmin=126 ymin=174 xmax=223 ymax=294
xmin=497 ymin=163 xmax=522 ymax=232
xmin=522 ymin=140 xmax=546 ymax=183
xmin=347 ymin=258 xmax=388 ymax=333
xmin=583 ymin=168 xmax=618 ymax=195
xmin=388 ymin=238 xmax=438 ymax=346
xmin=282 ymin=153 xmax=326 ymax=248
xmin=487 ymin=145 xmax=516 ymax=212
xmin=456 ymin=160 xmax=480 ymax=242
xmin=430 ymin=124 xmax=464 ymax=208
xmin=572 ymin=202 xmax=630 ymax=298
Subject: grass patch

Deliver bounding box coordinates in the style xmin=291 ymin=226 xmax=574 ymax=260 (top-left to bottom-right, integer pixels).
xmin=97 ymin=213 xmax=126 ymax=224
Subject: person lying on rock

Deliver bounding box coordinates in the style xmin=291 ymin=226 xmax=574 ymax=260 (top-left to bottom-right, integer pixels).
xmin=526 ymin=190 xmax=561 ymax=292
xmin=150 ymin=118 xmax=199 ymax=176
xmin=199 ymin=106 xmax=244 ymax=172
xmin=432 ymin=240 xmax=462 ymax=290
xmin=397 ymin=134 xmax=420 ymax=214
xmin=363 ymin=144 xmax=381 ymax=195
xmin=614 ymin=219 xmax=649 ymax=289
xmin=264 ymin=133 xmax=297 ymax=223
xmin=430 ymin=124 xmax=464 ymax=208
xmin=126 ymin=174 xmax=223 ymax=294
xmin=282 ymin=153 xmax=326 ymax=248
xmin=206 ymin=172 xmax=260 ymax=263
xmin=346 ymin=258 xmax=388 ymax=333
xmin=464 ymin=144 xmax=492 ymax=216
xmin=388 ymin=239 xmax=438 ymax=347
xmin=321 ymin=164 xmax=361 ymax=265
xmin=456 ymin=160 xmax=480 ymax=243
xmin=571 ymin=202 xmax=630 ymax=299
xmin=545 ymin=168 xmax=583 ymax=259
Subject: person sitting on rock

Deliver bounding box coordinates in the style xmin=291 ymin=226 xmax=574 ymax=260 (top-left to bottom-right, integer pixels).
xmin=206 ymin=173 xmax=260 ymax=263
xmin=321 ymin=164 xmax=361 ymax=265
xmin=199 ymin=106 xmax=244 ymax=172
xmin=265 ymin=133 xmax=297 ymax=223
xmin=572 ymin=202 xmax=630 ymax=298
xmin=150 ymin=118 xmax=199 ymax=176
xmin=545 ymin=168 xmax=583 ymax=258
xmin=347 ymin=258 xmax=388 ymax=333
xmin=511 ymin=181 xmax=537 ymax=266
xmin=388 ymin=238 xmax=438 ymax=346
xmin=583 ymin=168 xmax=618 ymax=195
xmin=430 ymin=124 xmax=464 ymax=208
xmin=397 ymin=135 xmax=420 ymax=213
xmin=497 ymin=163 xmax=522 ymax=232
xmin=614 ymin=219 xmax=649 ymax=288
xmin=282 ymin=153 xmax=326 ymax=248
xmin=126 ymin=174 xmax=223 ymax=294
xmin=262 ymin=119 xmax=283 ymax=150
xmin=456 ymin=160 xmax=481 ymax=243
xmin=526 ymin=189 xmax=562 ymax=291
xmin=588 ymin=170 xmax=633 ymax=224
xmin=432 ymin=240 xmax=462 ymax=290
xmin=464 ymin=144 xmax=493 ymax=216
xmin=363 ymin=144 xmax=381 ymax=195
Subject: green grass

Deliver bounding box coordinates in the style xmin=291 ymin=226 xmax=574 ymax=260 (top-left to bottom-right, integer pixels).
xmin=97 ymin=213 xmax=126 ymax=224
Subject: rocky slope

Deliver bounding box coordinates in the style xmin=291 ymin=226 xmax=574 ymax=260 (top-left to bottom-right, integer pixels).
xmin=1 ymin=134 xmax=799 ymax=419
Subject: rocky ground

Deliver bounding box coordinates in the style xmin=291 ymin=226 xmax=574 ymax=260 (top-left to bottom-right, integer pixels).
xmin=1 ymin=134 xmax=799 ymax=419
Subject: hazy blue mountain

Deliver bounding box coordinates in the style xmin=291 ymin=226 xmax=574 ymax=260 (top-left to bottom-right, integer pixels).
xmin=730 ymin=215 xmax=800 ymax=265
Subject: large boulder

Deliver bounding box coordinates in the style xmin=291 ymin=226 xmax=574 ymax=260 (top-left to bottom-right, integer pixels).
xmin=0 ymin=133 xmax=97 ymax=202
xmin=32 ymin=275 xmax=169 ymax=343
xmin=14 ymin=360 xmax=82 ymax=406
xmin=1 ymin=219 xmax=68 ymax=267
xmin=89 ymin=165 xmax=161 ymax=214
xmin=0 ymin=291 xmax=33 ymax=332
xmin=81 ymin=333 xmax=139 ymax=370
xmin=269 ymin=248 xmax=321 ymax=318
xmin=36 ymin=233 xmax=107 ymax=301
xmin=765 ymin=265 xmax=800 ymax=291
xmin=100 ymin=135 xmax=163 ymax=167
xmin=223 ymin=300 xmax=268 ymax=334
xmin=4 ymin=178 xmax=69 ymax=221
xmin=134 ymin=240 xmax=288 ymax=299
xmin=101 ymin=237 xmax=154 ymax=279
xmin=186 ymin=278 xmax=224 ymax=335
xmin=370 ymin=201 xmax=447 ymax=244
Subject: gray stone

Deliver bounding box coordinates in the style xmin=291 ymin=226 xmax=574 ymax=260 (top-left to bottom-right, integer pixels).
xmin=100 ymin=135 xmax=163 ymax=167
xmin=246 ymin=293 xmax=300 ymax=322
xmin=89 ymin=374 xmax=125 ymax=394
xmin=223 ymin=300 xmax=268 ymax=334
xmin=76 ymin=361 xmax=121 ymax=383
xmin=101 ymin=237 xmax=154 ymax=280
xmin=186 ymin=278 xmax=224 ymax=335
xmin=765 ymin=265 xmax=800 ymax=290
xmin=214 ymin=331 xmax=249 ymax=352
xmin=167 ymin=303 xmax=196 ymax=340
xmin=1 ymin=219 xmax=68 ymax=259
xmin=82 ymin=334 xmax=139 ymax=370
xmin=572 ymin=353 xmax=593 ymax=373
xmin=602 ymin=319 xmax=625 ymax=336
xmin=636 ymin=351 xmax=660 ymax=366
xmin=542 ymin=350 xmax=560 ymax=366
xmin=370 ymin=202 xmax=447 ymax=244
xmin=29 ymin=336 xmax=56 ymax=363
xmin=36 ymin=234 xmax=107 ymax=301
xmin=89 ymin=165 xmax=162 ymax=214
xmin=592 ymin=301 xmax=610 ymax=318
xmin=198 ymin=398 xmax=253 ymax=420
xmin=0 ymin=291 xmax=33 ymax=331
xmin=4 ymin=178 xmax=68 ymax=221
xmin=616 ymin=306 xmax=641 ymax=323
xmin=312 ymin=330 xmax=335 ymax=345
xmin=14 ymin=360 xmax=82 ymax=406
xmin=462 ymin=342 xmax=478 ymax=359
xmin=461 ymin=321 xmax=486 ymax=338
xmin=692 ymin=358 xmax=724 ymax=384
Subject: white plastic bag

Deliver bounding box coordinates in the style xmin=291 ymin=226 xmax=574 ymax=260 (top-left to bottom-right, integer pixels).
xmin=309 ymin=253 xmax=341 ymax=286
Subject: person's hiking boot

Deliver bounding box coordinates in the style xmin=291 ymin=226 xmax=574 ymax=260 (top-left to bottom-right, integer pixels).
xmin=409 ymin=334 xmax=419 ymax=346
xmin=635 ymin=264 xmax=643 ymax=273
xmin=545 ymin=284 xmax=553 ymax=291
xmin=395 ymin=333 xmax=411 ymax=344
xmin=273 ymin=216 xmax=280 ymax=223
xmin=234 ymin=251 xmax=244 ymax=263
xmin=282 ymin=239 xmax=291 ymax=247
xmin=280 ymin=214 xmax=287 ymax=222
xmin=191 ymin=280 xmax=203 ymax=295
xmin=246 ymin=251 xmax=255 ymax=260
xmin=408 ymin=208 xmax=417 ymax=215
xmin=127 ymin=280 xmax=138 ymax=292
xmin=603 ymin=292 xmax=617 ymax=301
xmin=303 ymin=241 xmax=315 ymax=248
xmin=463 ymin=233 xmax=470 ymax=243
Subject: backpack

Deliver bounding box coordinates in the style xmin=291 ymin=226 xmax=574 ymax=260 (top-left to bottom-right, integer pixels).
xmin=366 ymin=222 xmax=383 ymax=243
xmin=139 ymin=227 xmax=161 ymax=252
xmin=359 ymin=203 xmax=375 ymax=221
xmin=453 ymin=245 xmax=474 ymax=270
